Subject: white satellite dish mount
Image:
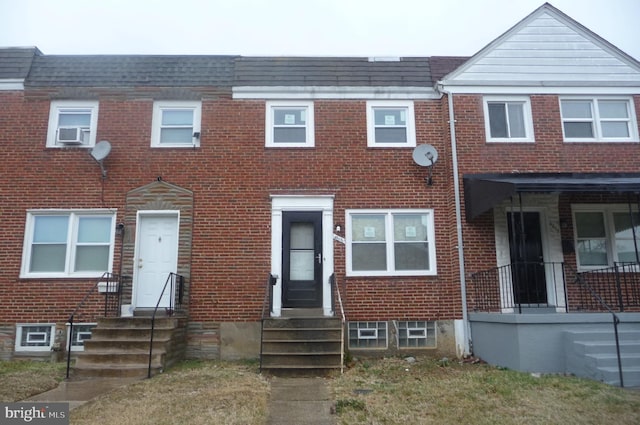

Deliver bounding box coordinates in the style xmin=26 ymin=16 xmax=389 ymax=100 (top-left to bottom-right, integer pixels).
xmin=90 ymin=140 xmax=112 ymax=179
xmin=412 ymin=144 xmax=439 ymax=186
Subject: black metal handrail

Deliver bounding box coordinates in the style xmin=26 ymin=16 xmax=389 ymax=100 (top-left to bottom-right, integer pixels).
xmin=147 ymin=272 xmax=184 ymax=378
xmin=470 ymin=262 xmax=566 ymax=313
xmin=330 ymin=273 xmax=346 ymax=374
xmin=571 ymin=265 xmax=625 ymax=388
xmin=259 ymin=273 xmax=278 ymax=371
xmin=66 ymin=272 xmax=122 ymax=379
xmin=573 ymin=262 xmax=640 ymax=312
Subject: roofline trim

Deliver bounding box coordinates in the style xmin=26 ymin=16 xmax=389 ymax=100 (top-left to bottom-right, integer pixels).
xmin=232 ymin=86 xmax=440 ymax=100
xmin=0 ymin=79 xmax=24 ymax=91
xmin=438 ymin=82 xmax=640 ymax=95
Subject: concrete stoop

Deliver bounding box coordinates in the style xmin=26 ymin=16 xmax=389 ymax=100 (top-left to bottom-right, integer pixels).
xmin=261 ymin=315 xmax=343 ymax=376
xmin=71 ymin=316 xmax=187 ymax=379
xmin=564 ymin=329 xmax=640 ymax=387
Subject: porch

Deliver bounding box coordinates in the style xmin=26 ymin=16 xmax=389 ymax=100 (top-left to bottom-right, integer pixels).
xmin=469 ymin=262 xmax=640 ymax=387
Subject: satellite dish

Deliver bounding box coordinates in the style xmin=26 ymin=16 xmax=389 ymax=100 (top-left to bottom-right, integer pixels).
xmin=90 ymin=140 xmax=112 ymax=162
xmin=412 ymin=144 xmax=438 ymax=167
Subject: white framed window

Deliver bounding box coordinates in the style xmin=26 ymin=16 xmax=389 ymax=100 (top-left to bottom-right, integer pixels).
xmin=346 ymin=209 xmax=436 ymax=277
xmin=573 ymin=205 xmax=640 ymax=269
xmin=21 ymin=210 xmax=116 ymax=278
xmin=397 ymin=320 xmax=436 ymax=348
xmin=265 ymin=101 xmax=314 ymax=147
xmin=366 ymin=101 xmax=416 ymax=147
xmin=151 ymin=101 xmax=202 ymax=147
xmin=560 ymin=97 xmax=638 ymax=142
xmin=15 ymin=324 xmax=55 ymax=352
xmin=348 ymin=322 xmax=387 ymax=349
xmin=66 ymin=323 xmax=96 ymax=351
xmin=46 ymin=101 xmax=99 ymax=148
xmin=483 ymin=97 xmax=534 ymax=142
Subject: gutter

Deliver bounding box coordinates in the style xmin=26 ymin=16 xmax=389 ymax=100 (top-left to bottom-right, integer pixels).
xmin=438 ymin=82 xmax=471 ymax=356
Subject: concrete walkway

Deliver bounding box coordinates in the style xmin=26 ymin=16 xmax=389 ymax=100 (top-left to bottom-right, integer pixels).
xmin=24 ymin=378 xmax=141 ymax=410
xmin=267 ymin=377 xmax=336 ymax=425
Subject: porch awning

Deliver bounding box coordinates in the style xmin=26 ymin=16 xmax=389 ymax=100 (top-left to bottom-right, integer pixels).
xmin=463 ymin=173 xmax=640 ymax=220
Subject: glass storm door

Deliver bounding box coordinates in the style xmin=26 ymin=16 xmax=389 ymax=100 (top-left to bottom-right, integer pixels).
xmin=282 ymin=211 xmax=322 ymax=308
xmin=507 ymin=212 xmax=548 ymax=305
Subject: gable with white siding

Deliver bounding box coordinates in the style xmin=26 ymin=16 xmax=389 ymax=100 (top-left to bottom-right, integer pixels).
xmin=441 ymin=3 xmax=640 ymax=89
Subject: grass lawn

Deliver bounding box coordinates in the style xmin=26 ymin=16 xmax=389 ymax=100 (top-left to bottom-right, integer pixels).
xmin=1 ymin=357 xmax=639 ymax=424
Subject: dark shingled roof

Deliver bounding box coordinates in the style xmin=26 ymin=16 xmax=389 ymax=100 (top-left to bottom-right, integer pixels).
xmin=0 ymin=47 xmax=41 ymax=79
xmin=429 ymin=56 xmax=470 ymax=84
xmin=26 ymin=55 xmax=237 ymax=87
xmin=234 ymin=57 xmax=432 ymax=87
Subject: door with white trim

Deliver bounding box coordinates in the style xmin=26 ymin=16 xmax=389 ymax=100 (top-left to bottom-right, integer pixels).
xmin=134 ymin=213 xmax=179 ymax=308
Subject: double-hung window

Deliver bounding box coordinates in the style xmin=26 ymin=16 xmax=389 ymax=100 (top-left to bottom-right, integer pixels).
xmin=346 ymin=209 xmax=436 ymax=276
xmin=21 ymin=210 xmax=115 ymax=278
xmin=560 ymin=97 xmax=638 ymax=142
xmin=265 ymin=101 xmax=314 ymax=147
xmin=46 ymin=101 xmax=99 ymax=148
xmin=366 ymin=101 xmax=416 ymax=147
xmin=151 ymin=101 xmax=201 ymax=147
xmin=483 ymin=97 xmax=534 ymax=142
xmin=573 ymin=205 xmax=640 ymax=269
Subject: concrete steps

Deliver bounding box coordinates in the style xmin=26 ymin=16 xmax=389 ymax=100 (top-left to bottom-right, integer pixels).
xmin=564 ymin=328 xmax=640 ymax=387
xmin=71 ymin=316 xmax=186 ymax=379
xmin=261 ymin=316 xmax=343 ymax=375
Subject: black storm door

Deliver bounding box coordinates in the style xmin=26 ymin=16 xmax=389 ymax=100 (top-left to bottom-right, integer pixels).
xmin=282 ymin=211 xmax=322 ymax=308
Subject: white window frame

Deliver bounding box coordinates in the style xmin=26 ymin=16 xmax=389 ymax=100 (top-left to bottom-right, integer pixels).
xmin=151 ymin=101 xmax=202 ymax=148
xmin=366 ymin=100 xmax=416 ymax=147
xmin=560 ymin=97 xmax=638 ymax=143
xmin=265 ymin=101 xmax=315 ymax=148
xmin=572 ymin=204 xmax=640 ymax=270
xmin=483 ymin=96 xmax=534 ymax=143
xmin=20 ymin=209 xmax=116 ymax=278
xmin=348 ymin=321 xmax=388 ymax=350
xmin=346 ymin=209 xmax=437 ymax=277
xmin=66 ymin=323 xmax=96 ymax=352
xmin=46 ymin=100 xmax=99 ymax=148
xmin=397 ymin=320 xmax=437 ymax=349
xmin=15 ymin=324 xmax=55 ymax=352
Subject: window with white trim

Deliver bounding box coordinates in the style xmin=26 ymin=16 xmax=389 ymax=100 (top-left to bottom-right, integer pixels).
xmin=265 ymin=101 xmax=314 ymax=147
xmin=560 ymin=97 xmax=638 ymax=142
xmin=66 ymin=323 xmax=96 ymax=351
xmin=15 ymin=324 xmax=55 ymax=352
xmin=483 ymin=97 xmax=534 ymax=142
xmin=573 ymin=205 xmax=640 ymax=269
xmin=151 ymin=101 xmax=201 ymax=147
xmin=46 ymin=101 xmax=99 ymax=148
xmin=397 ymin=321 xmax=436 ymax=348
xmin=346 ymin=209 xmax=436 ymax=276
xmin=366 ymin=101 xmax=416 ymax=147
xmin=348 ymin=322 xmax=387 ymax=349
xmin=21 ymin=210 xmax=116 ymax=278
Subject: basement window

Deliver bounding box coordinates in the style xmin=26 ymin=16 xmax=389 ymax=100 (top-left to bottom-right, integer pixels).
xmin=66 ymin=323 xmax=96 ymax=351
xmin=15 ymin=324 xmax=55 ymax=352
xmin=348 ymin=321 xmax=387 ymax=349
xmin=397 ymin=321 xmax=436 ymax=348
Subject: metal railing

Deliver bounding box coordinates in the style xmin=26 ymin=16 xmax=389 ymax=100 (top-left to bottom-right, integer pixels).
xmin=571 ymin=265 xmax=625 ymax=388
xmin=330 ymin=273 xmax=346 ymax=374
xmin=147 ymin=272 xmax=185 ymax=378
xmin=470 ymin=262 xmax=567 ymax=313
xmin=66 ymin=272 xmax=122 ymax=379
xmin=573 ymin=262 xmax=640 ymax=312
xmin=259 ymin=273 xmax=278 ymax=372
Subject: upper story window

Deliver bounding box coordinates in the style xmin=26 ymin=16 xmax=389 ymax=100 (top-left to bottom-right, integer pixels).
xmin=46 ymin=101 xmax=99 ymax=148
xmin=366 ymin=101 xmax=416 ymax=147
xmin=21 ymin=210 xmax=115 ymax=278
xmin=151 ymin=101 xmax=201 ymax=148
xmin=346 ymin=209 xmax=436 ymax=277
xmin=483 ymin=97 xmax=534 ymax=142
xmin=265 ymin=101 xmax=314 ymax=147
xmin=573 ymin=205 xmax=639 ymax=269
xmin=560 ymin=97 xmax=638 ymax=142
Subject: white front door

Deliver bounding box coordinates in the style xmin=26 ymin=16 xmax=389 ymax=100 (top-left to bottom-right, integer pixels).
xmin=134 ymin=213 xmax=179 ymax=308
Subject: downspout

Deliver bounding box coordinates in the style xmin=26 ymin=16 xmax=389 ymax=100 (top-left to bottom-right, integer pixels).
xmin=439 ymin=83 xmax=470 ymax=356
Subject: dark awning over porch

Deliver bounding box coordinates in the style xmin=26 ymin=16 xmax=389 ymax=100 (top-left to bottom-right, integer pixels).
xmin=463 ymin=173 xmax=640 ymax=220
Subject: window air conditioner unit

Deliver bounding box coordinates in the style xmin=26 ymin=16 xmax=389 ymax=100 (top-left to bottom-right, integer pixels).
xmin=57 ymin=127 xmax=88 ymax=144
